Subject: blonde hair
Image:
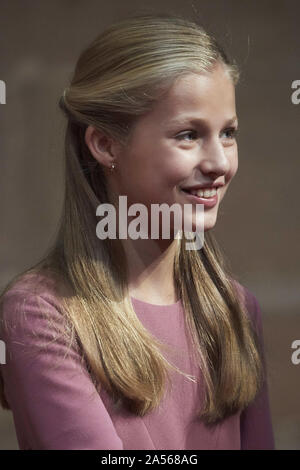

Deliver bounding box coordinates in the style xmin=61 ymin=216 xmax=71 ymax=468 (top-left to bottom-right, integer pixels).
xmin=0 ymin=14 xmax=264 ymax=424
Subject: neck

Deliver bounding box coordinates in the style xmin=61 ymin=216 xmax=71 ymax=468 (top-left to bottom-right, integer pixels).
xmin=121 ymin=236 xmax=179 ymax=305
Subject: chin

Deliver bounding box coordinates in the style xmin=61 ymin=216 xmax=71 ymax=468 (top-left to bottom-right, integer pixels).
xmin=198 ymin=207 xmax=218 ymax=226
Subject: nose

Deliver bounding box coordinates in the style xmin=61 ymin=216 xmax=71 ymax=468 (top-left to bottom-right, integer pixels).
xmin=196 ymin=136 xmax=230 ymax=178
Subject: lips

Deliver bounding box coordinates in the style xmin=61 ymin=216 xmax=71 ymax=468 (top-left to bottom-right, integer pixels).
xmin=180 ymin=183 xmax=224 ymax=192
xmin=180 ymin=187 xmax=219 ymax=208
xmin=181 ymin=187 xmax=217 ymax=197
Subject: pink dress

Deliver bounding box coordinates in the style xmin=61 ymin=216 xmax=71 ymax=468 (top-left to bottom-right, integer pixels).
xmin=0 ymin=273 xmax=275 ymax=449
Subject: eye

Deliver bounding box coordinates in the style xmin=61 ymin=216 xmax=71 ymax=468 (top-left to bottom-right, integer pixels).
xmin=175 ymin=130 xmax=198 ymax=141
xmin=221 ymin=127 xmax=239 ymax=140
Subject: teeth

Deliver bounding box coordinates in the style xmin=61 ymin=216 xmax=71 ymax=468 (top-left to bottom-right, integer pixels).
xmin=190 ymin=188 xmax=217 ymax=198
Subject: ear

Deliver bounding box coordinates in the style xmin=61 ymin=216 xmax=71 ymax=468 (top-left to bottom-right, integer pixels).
xmin=84 ymin=125 xmax=119 ymax=168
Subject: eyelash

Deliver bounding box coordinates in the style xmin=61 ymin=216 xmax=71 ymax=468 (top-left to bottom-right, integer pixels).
xmin=175 ymin=127 xmax=239 ymax=141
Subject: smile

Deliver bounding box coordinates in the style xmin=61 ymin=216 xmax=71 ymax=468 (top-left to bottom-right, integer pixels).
xmin=182 ymin=188 xmax=217 ymax=198
xmin=180 ymin=188 xmax=218 ymax=208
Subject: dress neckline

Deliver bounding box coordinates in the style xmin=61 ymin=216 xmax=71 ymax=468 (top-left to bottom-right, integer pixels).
xmin=130 ymin=296 xmax=181 ymax=308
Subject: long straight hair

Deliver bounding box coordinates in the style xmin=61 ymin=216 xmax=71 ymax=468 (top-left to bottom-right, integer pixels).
xmin=0 ymin=14 xmax=264 ymax=424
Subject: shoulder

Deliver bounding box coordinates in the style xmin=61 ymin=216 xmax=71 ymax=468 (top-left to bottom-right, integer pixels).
xmin=1 ymin=269 xmax=64 ymax=303
xmin=1 ymin=270 xmax=61 ymax=314
xmin=0 ymin=270 xmax=74 ymax=351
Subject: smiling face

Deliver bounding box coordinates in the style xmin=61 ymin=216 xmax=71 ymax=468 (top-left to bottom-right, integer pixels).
xmin=107 ymin=61 xmax=239 ymax=236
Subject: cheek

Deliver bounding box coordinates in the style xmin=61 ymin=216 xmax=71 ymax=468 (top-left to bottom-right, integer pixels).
xmin=226 ymin=148 xmax=238 ymax=182
xmin=142 ymin=147 xmax=188 ymax=191
xmin=161 ymin=151 xmax=194 ymax=186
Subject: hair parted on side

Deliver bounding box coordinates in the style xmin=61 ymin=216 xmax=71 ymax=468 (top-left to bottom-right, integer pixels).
xmin=0 ymin=13 xmax=264 ymax=424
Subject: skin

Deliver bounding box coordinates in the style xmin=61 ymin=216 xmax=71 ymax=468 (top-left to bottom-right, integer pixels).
xmin=85 ymin=61 xmax=238 ymax=304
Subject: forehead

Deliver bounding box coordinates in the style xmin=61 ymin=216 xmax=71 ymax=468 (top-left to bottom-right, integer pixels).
xmin=150 ymin=63 xmax=236 ymax=125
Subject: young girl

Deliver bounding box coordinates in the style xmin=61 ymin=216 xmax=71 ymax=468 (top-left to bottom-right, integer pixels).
xmin=0 ymin=14 xmax=274 ymax=450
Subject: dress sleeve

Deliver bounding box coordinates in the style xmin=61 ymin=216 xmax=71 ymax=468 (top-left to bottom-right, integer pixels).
xmin=240 ymin=288 xmax=275 ymax=449
xmin=0 ymin=289 xmax=123 ymax=450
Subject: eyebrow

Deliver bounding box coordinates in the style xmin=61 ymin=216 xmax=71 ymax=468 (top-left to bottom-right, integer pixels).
xmin=166 ymin=116 xmax=239 ymax=128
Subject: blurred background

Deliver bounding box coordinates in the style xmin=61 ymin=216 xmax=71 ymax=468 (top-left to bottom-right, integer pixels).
xmin=0 ymin=0 xmax=299 ymax=450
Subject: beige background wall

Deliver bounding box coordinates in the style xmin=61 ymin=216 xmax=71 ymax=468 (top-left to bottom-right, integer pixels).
xmin=0 ymin=0 xmax=299 ymax=449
